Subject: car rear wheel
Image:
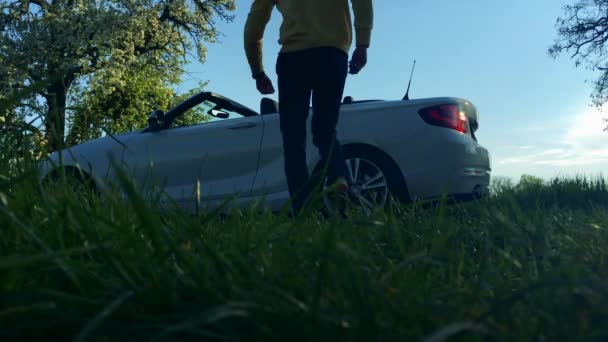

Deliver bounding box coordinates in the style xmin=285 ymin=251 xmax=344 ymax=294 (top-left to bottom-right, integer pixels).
xmin=321 ymin=146 xmax=409 ymax=216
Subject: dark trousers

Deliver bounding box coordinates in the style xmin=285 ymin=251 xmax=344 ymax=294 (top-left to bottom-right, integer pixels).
xmin=276 ymin=47 xmax=349 ymax=212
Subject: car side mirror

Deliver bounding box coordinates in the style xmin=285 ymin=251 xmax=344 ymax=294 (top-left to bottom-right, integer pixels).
xmin=148 ymin=109 xmax=165 ymax=131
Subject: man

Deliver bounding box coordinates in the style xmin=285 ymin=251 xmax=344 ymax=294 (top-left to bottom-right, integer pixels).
xmin=244 ymin=0 xmax=373 ymax=214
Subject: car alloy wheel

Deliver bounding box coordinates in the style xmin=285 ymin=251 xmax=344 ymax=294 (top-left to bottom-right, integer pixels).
xmin=323 ymin=157 xmax=390 ymax=216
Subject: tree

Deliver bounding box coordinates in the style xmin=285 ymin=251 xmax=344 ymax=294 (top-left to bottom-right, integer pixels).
xmin=551 ymin=0 xmax=608 ymax=113
xmin=0 ymin=0 xmax=236 ymax=151
xmin=516 ymin=174 xmax=545 ymax=192
xmin=67 ymin=64 xmax=210 ymax=145
xmin=0 ymin=83 xmax=47 ymax=174
xmin=66 ymin=62 xmax=179 ymax=144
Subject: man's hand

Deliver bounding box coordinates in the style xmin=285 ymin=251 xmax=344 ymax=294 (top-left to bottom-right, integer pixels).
xmin=349 ymin=47 xmax=368 ymax=75
xmin=256 ymin=73 xmax=275 ymax=95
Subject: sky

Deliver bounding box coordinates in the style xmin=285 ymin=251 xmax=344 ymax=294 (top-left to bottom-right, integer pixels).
xmin=180 ymin=0 xmax=607 ymax=181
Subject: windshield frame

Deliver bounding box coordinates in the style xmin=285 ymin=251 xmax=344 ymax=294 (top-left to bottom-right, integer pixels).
xmin=143 ymin=92 xmax=259 ymax=133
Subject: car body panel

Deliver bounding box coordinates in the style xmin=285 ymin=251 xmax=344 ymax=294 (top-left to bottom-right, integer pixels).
xmin=120 ymin=115 xmax=264 ymax=208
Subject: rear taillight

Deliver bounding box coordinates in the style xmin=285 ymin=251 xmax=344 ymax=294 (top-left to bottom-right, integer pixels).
xmin=418 ymin=104 xmax=468 ymax=133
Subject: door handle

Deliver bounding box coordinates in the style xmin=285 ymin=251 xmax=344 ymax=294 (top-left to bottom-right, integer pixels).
xmin=228 ymin=122 xmax=257 ymax=130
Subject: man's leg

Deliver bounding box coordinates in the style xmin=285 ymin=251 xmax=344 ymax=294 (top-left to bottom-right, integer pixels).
xmin=276 ymin=51 xmax=313 ymax=213
xmin=310 ymin=48 xmax=349 ymax=187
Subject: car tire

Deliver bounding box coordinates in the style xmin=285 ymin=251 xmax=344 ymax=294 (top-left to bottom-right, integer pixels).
xmin=316 ymin=145 xmax=410 ymax=215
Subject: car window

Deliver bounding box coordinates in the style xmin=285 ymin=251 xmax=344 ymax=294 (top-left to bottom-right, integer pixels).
xmin=171 ymin=100 xmax=245 ymax=129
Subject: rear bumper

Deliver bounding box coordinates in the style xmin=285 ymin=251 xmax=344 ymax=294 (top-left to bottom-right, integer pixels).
xmin=448 ymin=169 xmax=491 ymax=198
xmin=406 ymin=167 xmax=491 ymax=201
xmin=388 ymin=131 xmax=491 ymax=201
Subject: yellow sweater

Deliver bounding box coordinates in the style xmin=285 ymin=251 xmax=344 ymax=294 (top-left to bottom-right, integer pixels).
xmin=244 ymin=0 xmax=374 ymax=77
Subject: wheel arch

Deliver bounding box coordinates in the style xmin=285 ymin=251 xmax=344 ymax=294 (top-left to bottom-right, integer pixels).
xmin=314 ymin=142 xmax=411 ymax=202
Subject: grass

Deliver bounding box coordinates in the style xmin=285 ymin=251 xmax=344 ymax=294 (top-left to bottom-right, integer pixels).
xmin=1 ymin=164 xmax=608 ymax=341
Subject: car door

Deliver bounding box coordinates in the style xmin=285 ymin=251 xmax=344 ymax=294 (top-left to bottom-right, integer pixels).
xmin=250 ymin=111 xmax=321 ymax=203
xmin=122 ymin=114 xmax=263 ymax=209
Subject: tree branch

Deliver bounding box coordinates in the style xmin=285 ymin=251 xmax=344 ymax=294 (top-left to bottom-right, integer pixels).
xmin=28 ymin=0 xmax=47 ymax=10
xmin=64 ymin=46 xmax=101 ymax=85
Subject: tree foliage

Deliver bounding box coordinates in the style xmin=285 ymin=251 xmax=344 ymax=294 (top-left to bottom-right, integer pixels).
xmin=550 ymin=0 xmax=608 ymax=109
xmin=0 ymin=0 xmax=236 ymax=151
xmin=517 ymin=174 xmax=545 ymax=192
xmin=0 ymin=83 xmax=47 ymax=174
xmin=67 ymin=66 xmax=210 ymax=145
xmin=67 ymin=63 xmax=178 ymax=144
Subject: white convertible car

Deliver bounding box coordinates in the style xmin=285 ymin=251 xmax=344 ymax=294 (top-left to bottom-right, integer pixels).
xmin=41 ymin=92 xmax=491 ymax=213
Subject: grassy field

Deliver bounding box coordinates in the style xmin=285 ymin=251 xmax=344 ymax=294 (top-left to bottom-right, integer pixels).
xmin=1 ymin=165 xmax=608 ymax=341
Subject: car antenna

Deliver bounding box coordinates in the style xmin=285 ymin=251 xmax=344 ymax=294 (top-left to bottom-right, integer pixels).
xmin=403 ymin=60 xmax=417 ymax=101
